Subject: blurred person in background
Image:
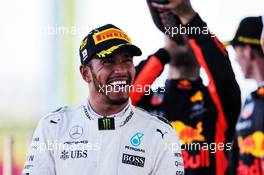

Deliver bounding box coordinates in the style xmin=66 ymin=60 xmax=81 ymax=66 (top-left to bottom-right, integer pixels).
xmin=227 ymin=16 xmax=264 ymax=175
xmin=22 ymin=24 xmax=184 ymax=175
xmin=261 ymin=15 xmax=264 ymax=52
xmin=130 ymin=0 xmax=241 ymax=174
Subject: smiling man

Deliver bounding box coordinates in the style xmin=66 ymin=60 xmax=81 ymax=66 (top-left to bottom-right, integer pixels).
xmin=22 ymin=24 xmax=184 ymax=175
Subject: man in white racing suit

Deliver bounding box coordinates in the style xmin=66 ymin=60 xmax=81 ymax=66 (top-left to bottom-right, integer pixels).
xmin=22 ymin=24 xmax=184 ymax=175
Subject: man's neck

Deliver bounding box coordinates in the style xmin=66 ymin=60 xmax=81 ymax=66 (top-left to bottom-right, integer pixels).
xmin=88 ymin=95 xmax=128 ymax=117
xmin=168 ymin=66 xmax=199 ymax=80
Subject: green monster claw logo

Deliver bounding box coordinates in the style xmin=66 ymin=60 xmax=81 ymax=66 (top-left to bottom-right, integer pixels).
xmin=98 ymin=117 xmax=115 ymax=130
xmin=102 ymin=118 xmax=111 ymax=129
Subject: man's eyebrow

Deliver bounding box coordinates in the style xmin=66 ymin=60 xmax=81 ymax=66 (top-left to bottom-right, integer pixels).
xmin=100 ymin=57 xmax=113 ymax=63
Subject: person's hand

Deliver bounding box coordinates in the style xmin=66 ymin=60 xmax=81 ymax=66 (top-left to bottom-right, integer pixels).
xmin=151 ymin=0 xmax=196 ymax=24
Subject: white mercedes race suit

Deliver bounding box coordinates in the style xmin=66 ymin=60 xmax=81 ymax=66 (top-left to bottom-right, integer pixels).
xmin=22 ymin=100 xmax=184 ymax=175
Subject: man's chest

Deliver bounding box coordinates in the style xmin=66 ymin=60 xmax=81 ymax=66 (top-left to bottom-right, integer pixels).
xmin=53 ymin=124 xmax=155 ymax=175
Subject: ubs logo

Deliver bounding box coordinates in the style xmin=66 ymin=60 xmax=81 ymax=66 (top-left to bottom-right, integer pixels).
xmin=69 ymin=126 xmax=83 ymax=139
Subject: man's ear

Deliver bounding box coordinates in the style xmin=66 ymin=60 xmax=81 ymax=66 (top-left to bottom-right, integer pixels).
xmin=80 ymin=65 xmax=92 ymax=83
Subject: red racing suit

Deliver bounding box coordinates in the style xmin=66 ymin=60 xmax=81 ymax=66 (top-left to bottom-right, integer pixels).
xmin=130 ymin=14 xmax=241 ymax=175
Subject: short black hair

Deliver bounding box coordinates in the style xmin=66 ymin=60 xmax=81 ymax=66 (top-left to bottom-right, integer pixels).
xmin=170 ymin=46 xmax=199 ymax=70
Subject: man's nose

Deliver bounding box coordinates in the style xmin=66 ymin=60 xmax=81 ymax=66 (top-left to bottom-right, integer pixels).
xmin=113 ymin=62 xmax=127 ymax=73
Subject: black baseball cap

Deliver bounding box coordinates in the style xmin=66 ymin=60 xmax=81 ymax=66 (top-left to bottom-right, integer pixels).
xmin=79 ymin=24 xmax=142 ymax=65
xmin=224 ymin=16 xmax=263 ymax=48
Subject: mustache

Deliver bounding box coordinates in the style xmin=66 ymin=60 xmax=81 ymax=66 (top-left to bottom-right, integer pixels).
xmin=107 ymin=73 xmax=132 ymax=84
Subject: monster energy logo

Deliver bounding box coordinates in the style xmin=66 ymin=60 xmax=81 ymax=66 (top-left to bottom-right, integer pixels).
xmin=103 ymin=118 xmax=111 ymax=129
xmin=98 ymin=117 xmax=115 ymax=130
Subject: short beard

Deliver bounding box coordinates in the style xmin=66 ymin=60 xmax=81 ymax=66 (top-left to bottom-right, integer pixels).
xmin=90 ymin=68 xmax=129 ymax=105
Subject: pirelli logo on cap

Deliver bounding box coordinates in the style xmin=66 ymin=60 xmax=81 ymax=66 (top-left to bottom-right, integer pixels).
xmin=93 ymin=28 xmax=131 ymax=45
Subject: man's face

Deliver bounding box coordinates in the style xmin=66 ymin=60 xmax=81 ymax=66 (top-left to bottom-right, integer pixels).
xmin=234 ymin=45 xmax=253 ymax=79
xmin=85 ymin=48 xmax=135 ymax=105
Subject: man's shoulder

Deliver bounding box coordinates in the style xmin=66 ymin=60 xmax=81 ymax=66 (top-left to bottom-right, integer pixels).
xmin=132 ymin=106 xmax=179 ymax=144
xmin=133 ymin=106 xmax=173 ymax=130
xmin=40 ymin=103 xmax=84 ymax=126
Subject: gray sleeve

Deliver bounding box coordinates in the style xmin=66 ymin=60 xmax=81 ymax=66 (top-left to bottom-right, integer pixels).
xmin=22 ymin=117 xmax=56 ymax=175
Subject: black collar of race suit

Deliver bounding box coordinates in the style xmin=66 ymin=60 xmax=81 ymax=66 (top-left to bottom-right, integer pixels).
xmin=82 ymin=100 xmax=134 ymax=130
xmin=165 ymin=78 xmax=203 ymax=90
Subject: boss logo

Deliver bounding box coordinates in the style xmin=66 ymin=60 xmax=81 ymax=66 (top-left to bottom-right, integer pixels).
xmin=122 ymin=153 xmax=145 ymax=167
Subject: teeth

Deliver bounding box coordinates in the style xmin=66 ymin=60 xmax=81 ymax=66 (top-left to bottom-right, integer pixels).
xmin=109 ymin=80 xmax=127 ymax=86
xmin=121 ymin=80 xmax=126 ymax=85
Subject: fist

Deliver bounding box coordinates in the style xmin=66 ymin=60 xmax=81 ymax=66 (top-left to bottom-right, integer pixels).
xmin=151 ymin=0 xmax=196 ymax=24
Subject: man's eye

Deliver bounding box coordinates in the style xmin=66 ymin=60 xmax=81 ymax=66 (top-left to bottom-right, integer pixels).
xmin=103 ymin=59 xmax=114 ymax=64
xmin=124 ymin=59 xmax=133 ymax=63
xmin=124 ymin=55 xmax=133 ymax=62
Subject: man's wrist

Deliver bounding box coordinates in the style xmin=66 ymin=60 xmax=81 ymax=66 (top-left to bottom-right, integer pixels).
xmin=154 ymin=48 xmax=171 ymax=65
xmin=178 ymin=9 xmax=197 ymax=25
xmin=182 ymin=13 xmax=209 ymax=39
